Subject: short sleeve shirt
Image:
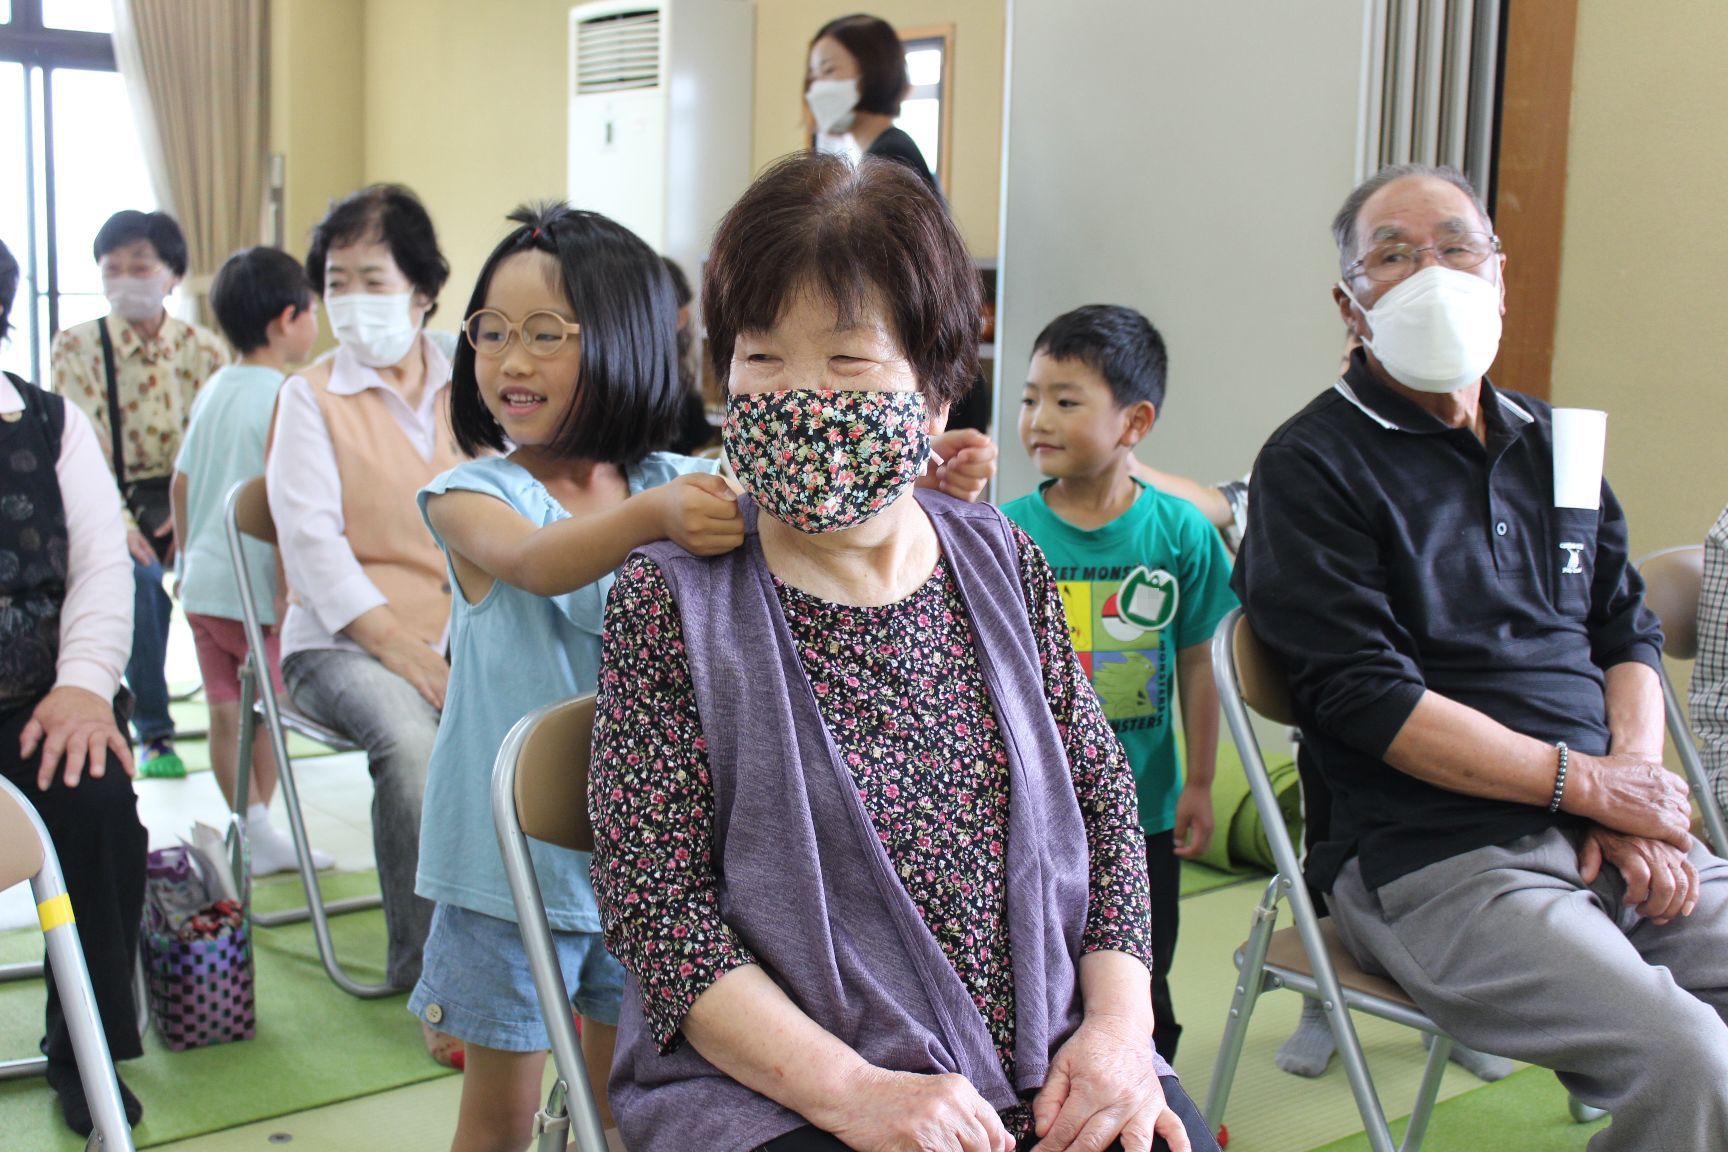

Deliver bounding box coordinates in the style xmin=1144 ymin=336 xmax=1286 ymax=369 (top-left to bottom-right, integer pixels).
xmin=174 ymin=364 xmax=286 ymax=622
xmin=1002 ymin=480 xmax=1238 ymax=833
xmin=49 ymin=314 xmax=228 ymax=485
xmin=412 ymin=451 xmax=721 ymax=929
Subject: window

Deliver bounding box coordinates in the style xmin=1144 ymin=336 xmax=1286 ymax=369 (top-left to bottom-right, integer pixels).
xmin=809 ymin=24 xmax=957 ymax=200
xmin=0 ymin=0 xmax=155 ymax=386
xmin=897 ymin=28 xmax=953 ymax=193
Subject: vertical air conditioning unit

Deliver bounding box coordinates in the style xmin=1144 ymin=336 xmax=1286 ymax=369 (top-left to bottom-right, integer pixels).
xmin=568 ymin=0 xmax=754 ymax=297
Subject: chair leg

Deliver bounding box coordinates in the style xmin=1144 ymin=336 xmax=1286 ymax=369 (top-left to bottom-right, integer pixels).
xmin=1203 ymin=876 xmax=1282 ymax=1127
xmin=252 ymin=692 xmax=392 ymax=999
xmin=1397 ymin=1032 xmax=1451 ymax=1152
xmin=532 ymin=1079 xmax=574 ymax=1152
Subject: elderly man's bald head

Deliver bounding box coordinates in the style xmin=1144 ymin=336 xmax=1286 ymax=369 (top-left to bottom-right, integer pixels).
xmin=1332 ymin=164 xmax=1493 ymax=277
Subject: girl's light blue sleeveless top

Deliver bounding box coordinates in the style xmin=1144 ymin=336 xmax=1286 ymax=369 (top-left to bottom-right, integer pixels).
xmin=413 ymin=451 xmax=720 ymax=930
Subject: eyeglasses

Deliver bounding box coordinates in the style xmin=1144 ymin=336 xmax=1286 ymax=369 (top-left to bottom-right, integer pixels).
xmin=462 ymin=309 xmax=582 ymax=358
xmin=1347 ymin=231 xmax=1501 ymax=284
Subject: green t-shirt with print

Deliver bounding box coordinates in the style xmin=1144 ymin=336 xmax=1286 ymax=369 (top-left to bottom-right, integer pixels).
xmin=1002 ymin=480 xmax=1238 ymax=835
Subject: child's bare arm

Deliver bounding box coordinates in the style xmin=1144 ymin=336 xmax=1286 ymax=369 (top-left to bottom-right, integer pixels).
xmin=425 ymin=473 xmax=743 ymax=600
xmin=1130 ymin=460 xmax=1233 ymax=530
xmin=1173 ymin=639 xmax=1221 ymax=859
xmin=169 ymin=472 xmax=190 ymax=591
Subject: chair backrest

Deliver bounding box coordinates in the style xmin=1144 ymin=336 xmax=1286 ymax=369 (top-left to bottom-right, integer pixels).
xmin=0 ymin=781 xmax=46 ymax=892
xmin=1639 ymin=545 xmax=1704 ymax=661
xmin=231 ymin=475 xmax=277 ymax=546
xmin=514 ymin=695 xmax=598 ymax=852
xmin=1231 ymin=611 xmax=1296 ymax=726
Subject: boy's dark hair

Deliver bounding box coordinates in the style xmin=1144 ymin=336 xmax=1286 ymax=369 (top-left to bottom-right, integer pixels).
xmin=93 ymin=210 xmax=189 ymax=276
xmin=449 ymin=202 xmax=681 ymax=464
xmin=811 ymin=14 xmax=909 ymax=117
xmin=210 ymin=247 xmax=314 ymax=353
xmin=661 ymin=256 xmax=697 ymax=395
xmin=704 ymin=152 xmax=979 ymax=412
xmin=661 ymin=255 xmax=692 ymax=308
xmin=1033 ymin=304 xmax=1169 ymax=411
xmin=0 ymin=238 xmax=18 ymax=342
xmin=306 ymin=184 xmax=449 ymax=319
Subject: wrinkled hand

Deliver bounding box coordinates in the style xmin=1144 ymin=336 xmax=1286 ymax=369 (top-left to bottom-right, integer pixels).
xmin=1033 ymin=1016 xmax=1189 ymax=1152
xmin=378 ymin=636 xmax=449 ymax=712
xmin=1579 ymin=827 xmax=1699 ymax=925
xmin=125 ymin=526 xmax=156 ymax=566
xmin=820 ymin=1066 xmax=1014 ymax=1152
xmin=920 ymin=428 xmax=997 ymax=504
xmin=1172 ymin=784 xmax=1214 ymax=860
xmin=1567 ymin=751 xmax=1692 ymax=851
xmin=656 ymin=473 xmax=744 ymax=556
xmin=22 ymin=686 xmax=133 ymax=791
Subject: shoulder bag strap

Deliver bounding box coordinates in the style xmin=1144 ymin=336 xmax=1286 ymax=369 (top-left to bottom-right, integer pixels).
xmin=98 ymin=317 xmax=126 ymax=486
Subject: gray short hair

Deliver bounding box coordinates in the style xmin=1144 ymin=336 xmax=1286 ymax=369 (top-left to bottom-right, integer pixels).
xmin=1332 ymin=163 xmax=1493 ymax=276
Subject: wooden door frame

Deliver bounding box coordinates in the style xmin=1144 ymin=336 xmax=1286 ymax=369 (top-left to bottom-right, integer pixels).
xmin=1490 ymin=0 xmax=1579 ymax=402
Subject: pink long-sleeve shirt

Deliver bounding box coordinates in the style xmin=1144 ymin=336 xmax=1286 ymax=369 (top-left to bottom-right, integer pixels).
xmin=1 ymin=376 xmax=133 ymax=700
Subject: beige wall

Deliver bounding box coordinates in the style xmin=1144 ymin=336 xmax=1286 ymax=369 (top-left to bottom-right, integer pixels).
xmin=753 ymin=0 xmax=1005 ymax=257
xmin=1553 ymin=0 xmax=1728 ymax=559
xmin=362 ymin=0 xmax=574 ymax=322
xmin=268 ymin=0 xmax=365 ymax=262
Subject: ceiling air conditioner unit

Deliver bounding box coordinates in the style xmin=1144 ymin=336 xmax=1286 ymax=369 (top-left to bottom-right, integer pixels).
xmin=568 ymin=0 xmax=754 ymax=291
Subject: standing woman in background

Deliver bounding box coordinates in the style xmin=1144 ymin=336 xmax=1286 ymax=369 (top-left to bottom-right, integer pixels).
xmin=49 ymin=210 xmax=228 ymax=780
xmin=805 ymin=14 xmax=938 ymax=193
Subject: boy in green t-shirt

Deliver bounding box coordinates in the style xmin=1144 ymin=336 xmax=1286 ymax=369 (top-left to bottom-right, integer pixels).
xmin=1000 ymin=304 xmax=1237 ymax=1062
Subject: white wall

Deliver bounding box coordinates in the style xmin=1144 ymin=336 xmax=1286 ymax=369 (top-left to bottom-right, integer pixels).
xmin=993 ymin=1 xmax=1371 ymax=502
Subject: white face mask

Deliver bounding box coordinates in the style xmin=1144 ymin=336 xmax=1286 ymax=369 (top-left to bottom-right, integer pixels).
xmin=805 ymin=78 xmax=860 ymax=137
xmin=1340 ymin=265 xmax=1502 ymax=394
xmin=104 ymin=273 xmax=173 ymax=323
xmin=325 ymin=291 xmax=420 ymax=368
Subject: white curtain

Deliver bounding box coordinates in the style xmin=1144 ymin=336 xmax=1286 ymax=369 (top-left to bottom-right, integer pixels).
xmin=111 ymin=0 xmax=269 ymax=325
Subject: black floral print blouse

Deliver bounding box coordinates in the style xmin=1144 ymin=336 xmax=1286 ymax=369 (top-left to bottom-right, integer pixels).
xmin=589 ymin=525 xmax=1155 ymax=1096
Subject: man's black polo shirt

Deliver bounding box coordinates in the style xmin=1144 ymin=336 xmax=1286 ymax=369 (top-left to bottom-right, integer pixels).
xmin=1233 ymin=351 xmax=1663 ymax=891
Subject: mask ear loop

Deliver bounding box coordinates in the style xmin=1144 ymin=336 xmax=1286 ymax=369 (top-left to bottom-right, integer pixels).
xmin=1337 ymin=280 xmax=1376 ymax=352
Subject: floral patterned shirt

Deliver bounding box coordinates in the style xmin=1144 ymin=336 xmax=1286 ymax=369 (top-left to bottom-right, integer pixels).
xmin=590 ymin=524 xmax=1155 ymax=1104
xmin=50 ymin=314 xmax=228 ymax=494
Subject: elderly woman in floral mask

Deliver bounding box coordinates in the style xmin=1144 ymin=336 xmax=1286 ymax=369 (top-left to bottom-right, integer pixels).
xmin=589 ymin=154 xmax=1219 ymax=1152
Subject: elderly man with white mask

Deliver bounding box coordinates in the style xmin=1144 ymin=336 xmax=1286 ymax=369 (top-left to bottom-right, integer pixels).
xmin=1233 ymin=163 xmax=1728 ymax=1150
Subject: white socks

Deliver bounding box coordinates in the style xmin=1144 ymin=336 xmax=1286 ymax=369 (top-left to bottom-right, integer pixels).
xmin=1276 ymin=997 xmax=1515 ymax=1082
xmin=246 ymin=803 xmax=335 ymax=876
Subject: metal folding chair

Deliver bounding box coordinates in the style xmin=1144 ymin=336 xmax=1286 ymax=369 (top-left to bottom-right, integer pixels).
xmin=1636 ymin=545 xmax=1728 ymax=855
xmin=492 ymin=694 xmax=621 ymax=1152
xmin=0 ymin=775 xmax=137 ymax=1150
xmin=1204 ymin=607 xmax=1456 ymax=1152
xmin=223 ymin=476 xmax=391 ymax=999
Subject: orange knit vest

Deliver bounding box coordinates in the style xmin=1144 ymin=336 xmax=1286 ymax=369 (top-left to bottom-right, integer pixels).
xmin=302 ymin=354 xmax=466 ymax=649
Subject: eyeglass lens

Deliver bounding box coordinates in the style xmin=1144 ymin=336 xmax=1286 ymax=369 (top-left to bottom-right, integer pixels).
xmin=464 ymin=310 xmax=573 ymax=357
xmin=1361 ymin=232 xmax=1496 ymax=282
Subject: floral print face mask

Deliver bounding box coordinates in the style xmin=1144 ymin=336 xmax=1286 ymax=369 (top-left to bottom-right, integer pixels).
xmin=723 ymin=388 xmax=932 ymax=534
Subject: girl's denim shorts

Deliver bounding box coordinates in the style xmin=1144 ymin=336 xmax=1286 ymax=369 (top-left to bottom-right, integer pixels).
xmin=409 ymin=901 xmax=625 ymax=1051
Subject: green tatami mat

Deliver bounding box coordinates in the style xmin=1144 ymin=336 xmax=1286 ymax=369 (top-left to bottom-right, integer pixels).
xmin=1311 ymin=1066 xmax=1606 ymax=1152
xmin=1170 ymin=883 xmax=1504 ymax=1152
xmin=0 ymin=869 xmax=450 ymax=1150
xmin=1180 ymin=859 xmax=1260 ymax=899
